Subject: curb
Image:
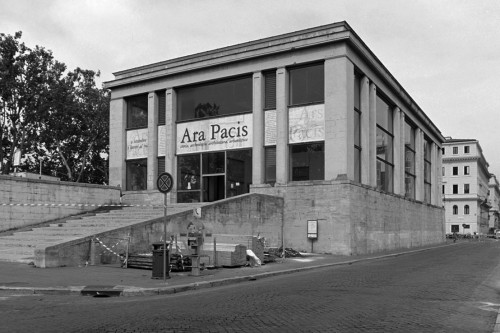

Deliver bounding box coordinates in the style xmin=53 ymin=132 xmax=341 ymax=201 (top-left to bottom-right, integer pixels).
xmin=0 ymin=243 xmax=451 ymax=297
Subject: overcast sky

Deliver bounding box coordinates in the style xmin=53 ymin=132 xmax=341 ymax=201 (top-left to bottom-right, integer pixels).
xmin=1 ymin=0 xmax=499 ymax=178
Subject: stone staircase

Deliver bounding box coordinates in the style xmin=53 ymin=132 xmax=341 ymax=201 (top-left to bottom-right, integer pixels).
xmin=0 ymin=204 xmax=201 ymax=264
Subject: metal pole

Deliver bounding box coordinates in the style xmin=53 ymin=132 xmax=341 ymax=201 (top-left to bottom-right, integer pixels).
xmin=163 ymin=193 xmax=167 ymax=282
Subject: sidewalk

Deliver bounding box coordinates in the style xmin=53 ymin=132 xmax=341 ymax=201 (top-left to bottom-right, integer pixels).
xmin=0 ymin=243 xmax=453 ymax=297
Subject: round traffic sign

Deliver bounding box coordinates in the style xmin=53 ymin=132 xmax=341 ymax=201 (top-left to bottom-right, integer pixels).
xmin=157 ymin=172 xmax=174 ymax=193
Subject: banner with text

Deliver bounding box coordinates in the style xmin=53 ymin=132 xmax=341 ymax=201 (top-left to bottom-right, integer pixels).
xmin=126 ymin=128 xmax=148 ymax=159
xmin=176 ymin=114 xmax=253 ymax=154
xmin=288 ymin=104 xmax=325 ymax=144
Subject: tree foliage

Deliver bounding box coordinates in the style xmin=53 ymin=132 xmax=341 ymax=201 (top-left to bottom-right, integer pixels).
xmin=0 ymin=32 xmax=109 ymax=184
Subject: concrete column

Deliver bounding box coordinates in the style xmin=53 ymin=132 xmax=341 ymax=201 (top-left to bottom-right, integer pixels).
xmin=392 ymin=107 xmax=402 ymax=195
xmin=360 ymin=76 xmax=370 ymax=185
xmin=252 ymin=72 xmax=264 ymax=185
xmin=400 ymin=111 xmax=407 ymax=196
xmin=324 ymin=57 xmax=354 ymax=180
xmin=275 ymin=67 xmax=288 ymax=184
xmin=369 ymin=83 xmax=377 ymax=187
xmin=165 ymin=88 xmax=177 ymax=199
xmin=147 ymin=92 xmax=159 ymax=190
xmin=415 ymin=128 xmax=424 ymax=201
xmin=109 ymin=98 xmax=127 ymax=189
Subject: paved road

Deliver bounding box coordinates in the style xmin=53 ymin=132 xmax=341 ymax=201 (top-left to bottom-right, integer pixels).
xmin=2 ymin=240 xmax=500 ymax=332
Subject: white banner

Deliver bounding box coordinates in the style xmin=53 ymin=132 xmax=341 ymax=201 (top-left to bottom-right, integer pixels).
xmin=158 ymin=125 xmax=166 ymax=157
xmin=176 ymin=114 xmax=253 ymax=154
xmin=264 ymin=110 xmax=277 ymax=146
xmin=289 ymin=104 xmax=325 ymax=144
xmin=126 ymin=128 xmax=148 ymax=159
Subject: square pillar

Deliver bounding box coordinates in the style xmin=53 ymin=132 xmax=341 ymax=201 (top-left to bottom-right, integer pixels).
xmin=109 ymin=98 xmax=127 ymax=188
xmin=165 ymin=88 xmax=177 ymax=201
xmin=360 ymin=76 xmax=370 ymax=185
xmin=147 ymin=92 xmax=158 ymax=190
xmin=324 ymin=57 xmax=354 ymax=180
xmin=275 ymin=67 xmax=288 ymax=184
xmin=252 ymin=72 xmax=264 ymax=185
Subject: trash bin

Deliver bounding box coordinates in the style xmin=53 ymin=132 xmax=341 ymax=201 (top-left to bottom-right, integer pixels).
xmin=152 ymin=243 xmax=170 ymax=279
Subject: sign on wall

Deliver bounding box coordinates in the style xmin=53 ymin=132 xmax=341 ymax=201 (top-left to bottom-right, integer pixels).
xmin=289 ymin=104 xmax=325 ymax=144
xmin=126 ymin=128 xmax=148 ymax=159
xmin=176 ymin=114 xmax=253 ymax=154
xmin=307 ymin=220 xmax=318 ymax=239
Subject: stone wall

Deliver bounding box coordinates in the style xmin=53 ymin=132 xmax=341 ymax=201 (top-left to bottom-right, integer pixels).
xmin=0 ymin=175 xmax=121 ymax=232
xmin=251 ymin=180 xmax=445 ymax=255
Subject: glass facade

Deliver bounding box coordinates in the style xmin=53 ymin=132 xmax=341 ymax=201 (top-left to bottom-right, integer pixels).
xmin=177 ymin=149 xmax=252 ymax=203
xmin=126 ymin=159 xmax=147 ymax=191
xmin=353 ymin=73 xmax=361 ymax=183
xmin=424 ymin=139 xmax=432 ymax=204
xmin=176 ymin=76 xmax=252 ymax=121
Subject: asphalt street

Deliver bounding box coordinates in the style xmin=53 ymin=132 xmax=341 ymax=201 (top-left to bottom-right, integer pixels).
xmin=1 ymin=239 xmax=500 ymax=333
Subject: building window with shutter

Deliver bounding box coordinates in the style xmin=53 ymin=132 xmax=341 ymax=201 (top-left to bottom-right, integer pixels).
xmin=157 ymin=90 xmax=166 ymax=125
xmin=289 ymin=63 xmax=324 ymax=106
xmin=265 ymin=146 xmax=276 ymax=185
xmin=264 ymin=71 xmax=276 ymax=110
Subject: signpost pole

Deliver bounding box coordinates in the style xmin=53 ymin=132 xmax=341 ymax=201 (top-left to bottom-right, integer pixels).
xmin=163 ymin=192 xmax=167 ymax=283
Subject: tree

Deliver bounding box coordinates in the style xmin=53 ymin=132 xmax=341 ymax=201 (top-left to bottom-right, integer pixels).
xmin=0 ymin=32 xmax=109 ymax=184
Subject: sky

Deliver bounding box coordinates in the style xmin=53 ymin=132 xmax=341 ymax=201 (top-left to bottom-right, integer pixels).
xmin=1 ymin=0 xmax=499 ymax=177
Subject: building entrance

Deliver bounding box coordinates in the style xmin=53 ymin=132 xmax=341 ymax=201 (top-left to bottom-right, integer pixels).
xmin=177 ymin=149 xmax=252 ymax=203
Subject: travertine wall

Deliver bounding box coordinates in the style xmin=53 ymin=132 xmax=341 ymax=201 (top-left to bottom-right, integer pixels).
xmin=0 ymin=175 xmax=121 ymax=232
xmin=251 ymin=180 xmax=445 ymax=255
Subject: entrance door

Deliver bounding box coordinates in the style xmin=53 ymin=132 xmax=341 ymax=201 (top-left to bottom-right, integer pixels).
xmin=202 ymin=175 xmax=225 ymax=202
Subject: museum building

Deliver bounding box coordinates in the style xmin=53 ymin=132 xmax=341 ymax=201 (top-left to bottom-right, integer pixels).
xmin=104 ymin=22 xmax=445 ymax=254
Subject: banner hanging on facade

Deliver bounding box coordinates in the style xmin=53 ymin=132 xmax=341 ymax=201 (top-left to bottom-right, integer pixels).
xmin=126 ymin=128 xmax=148 ymax=159
xmin=289 ymin=104 xmax=325 ymax=144
xmin=176 ymin=114 xmax=253 ymax=154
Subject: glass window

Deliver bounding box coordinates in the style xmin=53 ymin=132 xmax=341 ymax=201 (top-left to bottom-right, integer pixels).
xmin=453 ymin=167 xmax=458 ymax=175
xmin=178 ymin=154 xmax=201 ymax=191
xmin=442 ymin=148 xmax=445 ymax=155
xmin=453 ymin=205 xmax=458 ymax=215
xmin=464 ymin=184 xmax=470 ymax=194
xmin=126 ymin=159 xmax=147 ymax=191
xmin=376 ymin=95 xmax=393 ymax=192
xmin=464 ymin=146 xmax=470 ymax=154
xmin=464 ymin=205 xmax=470 ymax=214
xmin=424 ymin=139 xmax=432 ymax=204
xmin=404 ymin=122 xmax=416 ymax=199
xmin=226 ymin=149 xmax=252 ymax=198
xmin=289 ymin=63 xmax=324 ymax=106
xmin=264 ymin=71 xmax=276 ymax=110
xmin=453 ymin=184 xmax=458 ymax=194
xmin=265 ymin=147 xmax=276 ymax=184
xmin=451 ymin=225 xmax=459 ymax=232
xmin=442 ymin=185 xmax=445 ymax=194
xmin=290 ymin=142 xmax=324 ymax=181
xmin=126 ymin=94 xmax=148 ymax=129
xmin=354 ymin=73 xmax=361 ymax=183
xmin=177 ymin=76 xmax=252 ymax=121
xmin=453 ymin=147 xmax=458 ymax=154
xmin=157 ymin=90 xmax=166 ymax=125
xmin=464 ymin=166 xmax=470 ymax=175
xmin=442 ymin=167 xmax=445 ymax=176
xmin=202 ymin=152 xmax=225 ymax=174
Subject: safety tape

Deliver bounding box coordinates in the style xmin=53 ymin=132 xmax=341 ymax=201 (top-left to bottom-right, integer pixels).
xmin=95 ymin=236 xmax=125 ymax=258
xmin=0 ymin=203 xmax=164 ymax=208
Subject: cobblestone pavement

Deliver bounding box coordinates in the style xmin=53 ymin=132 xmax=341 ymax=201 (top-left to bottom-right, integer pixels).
xmin=2 ymin=240 xmax=500 ymax=332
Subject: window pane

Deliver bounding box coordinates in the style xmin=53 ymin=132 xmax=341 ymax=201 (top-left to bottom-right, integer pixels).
xmin=226 ymin=149 xmax=252 ymax=198
xmin=178 ymin=154 xmax=201 ymax=191
xmin=405 ymin=174 xmax=415 ymax=199
xmin=157 ymin=90 xmax=166 ymax=125
xmin=202 ymin=152 xmax=225 ymax=174
xmin=126 ymin=159 xmax=147 ymax=191
xmin=424 ymin=183 xmax=431 ymax=204
xmin=290 ymin=142 xmax=324 ymax=181
xmin=354 ymin=147 xmax=361 ymax=183
xmin=376 ymin=95 xmax=393 ymax=133
xmin=354 ymin=110 xmax=361 ymax=147
xmin=127 ymin=94 xmax=148 ymax=129
xmin=377 ymin=128 xmax=393 ymax=163
xmin=177 ymin=191 xmax=201 ymax=203
xmin=289 ymin=63 xmax=324 ymax=105
xmin=377 ymin=160 xmax=393 ymax=192
xmin=265 ymin=147 xmax=276 ymax=184
xmin=264 ymin=71 xmax=277 ymax=110
xmin=177 ymin=76 xmax=252 ymax=121
xmin=405 ymin=122 xmax=415 ymax=149
xmin=354 ymin=73 xmax=361 ymax=110
xmin=424 ymin=161 xmax=431 ymax=182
